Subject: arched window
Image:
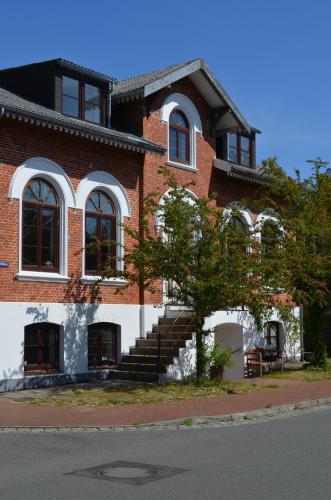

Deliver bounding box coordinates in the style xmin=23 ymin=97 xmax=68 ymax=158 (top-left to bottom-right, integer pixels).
xmin=169 ymin=110 xmax=190 ymax=163
xmin=261 ymin=220 xmax=281 ymax=255
xmin=88 ymin=323 xmax=117 ymax=368
xmin=85 ymin=190 xmax=116 ymax=275
xmin=22 ymin=178 xmax=59 ymax=272
xmin=24 ymin=323 xmax=60 ymax=373
xmin=227 ymin=215 xmax=249 ymax=256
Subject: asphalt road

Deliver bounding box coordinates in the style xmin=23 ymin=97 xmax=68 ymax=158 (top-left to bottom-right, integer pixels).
xmin=1 ymin=408 xmax=331 ymax=500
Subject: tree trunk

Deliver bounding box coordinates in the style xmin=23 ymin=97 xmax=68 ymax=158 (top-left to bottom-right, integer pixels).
xmin=195 ymin=316 xmax=206 ymax=383
xmin=304 ymin=303 xmax=327 ymax=368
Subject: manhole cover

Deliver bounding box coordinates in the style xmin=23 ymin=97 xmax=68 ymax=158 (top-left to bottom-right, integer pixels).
xmin=97 ymin=465 xmax=155 ymax=479
xmin=70 ymin=460 xmax=187 ymax=485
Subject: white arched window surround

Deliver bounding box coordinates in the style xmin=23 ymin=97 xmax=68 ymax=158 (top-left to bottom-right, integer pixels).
xmin=256 ymin=211 xmax=283 ymax=242
xmin=9 ymin=157 xmax=75 ymax=283
xmin=161 ymin=93 xmax=202 ymax=172
xmin=76 ymin=170 xmax=131 ymax=286
xmin=223 ymin=203 xmax=254 ymax=254
xmin=223 ymin=203 xmax=254 ymax=229
xmin=155 ymin=187 xmax=198 ymax=232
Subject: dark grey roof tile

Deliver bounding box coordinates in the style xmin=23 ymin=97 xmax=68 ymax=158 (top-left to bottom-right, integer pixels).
xmin=0 ymin=86 xmax=164 ymax=153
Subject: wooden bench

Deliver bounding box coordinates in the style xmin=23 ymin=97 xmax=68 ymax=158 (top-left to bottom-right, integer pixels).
xmin=245 ymin=349 xmax=284 ymax=377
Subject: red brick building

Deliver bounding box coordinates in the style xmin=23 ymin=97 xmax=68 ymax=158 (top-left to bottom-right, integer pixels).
xmin=0 ymin=58 xmax=295 ymax=391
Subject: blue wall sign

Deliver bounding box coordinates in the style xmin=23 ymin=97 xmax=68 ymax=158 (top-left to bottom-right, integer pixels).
xmin=0 ymin=261 xmax=9 ymax=268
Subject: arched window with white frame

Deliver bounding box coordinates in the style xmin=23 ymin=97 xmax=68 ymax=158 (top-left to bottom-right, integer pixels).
xmin=85 ymin=190 xmax=117 ymax=275
xmin=22 ymin=178 xmax=59 ymax=272
xmin=9 ymin=157 xmax=75 ymax=282
xmin=76 ymin=170 xmax=131 ymax=282
xmin=161 ymin=92 xmax=202 ymax=171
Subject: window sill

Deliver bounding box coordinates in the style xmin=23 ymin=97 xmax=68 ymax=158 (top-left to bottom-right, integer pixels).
xmin=166 ymin=161 xmax=198 ymax=173
xmin=16 ymin=271 xmax=70 ymax=283
xmin=80 ymin=276 xmax=128 ymax=286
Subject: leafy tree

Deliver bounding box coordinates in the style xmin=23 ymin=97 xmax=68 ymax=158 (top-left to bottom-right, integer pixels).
xmin=254 ymin=158 xmax=331 ymax=367
xmin=103 ymin=168 xmax=289 ymax=381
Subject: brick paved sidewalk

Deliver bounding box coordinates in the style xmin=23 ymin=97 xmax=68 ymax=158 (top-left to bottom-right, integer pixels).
xmin=0 ymin=378 xmax=331 ymax=427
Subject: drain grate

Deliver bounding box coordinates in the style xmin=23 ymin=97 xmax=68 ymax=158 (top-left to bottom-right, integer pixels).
xmin=71 ymin=460 xmax=186 ymax=485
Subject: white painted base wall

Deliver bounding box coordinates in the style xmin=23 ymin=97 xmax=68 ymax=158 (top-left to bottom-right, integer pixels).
xmin=0 ymin=302 xmax=164 ymax=389
xmin=0 ymin=302 xmax=301 ymax=390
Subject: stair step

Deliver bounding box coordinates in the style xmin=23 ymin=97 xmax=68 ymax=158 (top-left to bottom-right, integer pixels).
xmin=131 ymin=347 xmax=180 ymax=356
xmin=108 ymin=370 xmax=159 ymax=383
xmin=118 ymin=363 xmax=167 ymax=373
xmin=152 ymin=324 xmax=196 ymax=334
xmin=122 ymin=355 xmax=174 ymax=365
xmin=136 ymin=339 xmax=187 ymax=349
xmin=147 ymin=332 xmax=193 ymax=341
xmin=158 ymin=317 xmax=197 ymax=326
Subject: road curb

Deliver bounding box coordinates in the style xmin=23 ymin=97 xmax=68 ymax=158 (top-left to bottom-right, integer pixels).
xmin=1 ymin=396 xmax=331 ymax=433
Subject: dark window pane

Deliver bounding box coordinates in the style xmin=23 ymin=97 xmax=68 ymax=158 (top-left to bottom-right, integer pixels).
xmin=25 ymin=347 xmax=38 ymax=365
xmin=169 ymin=129 xmax=177 ymax=158
xmin=85 ymin=104 xmax=101 ymax=124
xmin=241 ymin=150 xmax=250 ymax=167
xmin=23 ymin=206 xmax=38 ymax=227
xmin=40 ymin=181 xmax=49 ymax=201
xmin=100 ymin=218 xmax=112 ymax=242
xmin=178 ymin=132 xmax=187 ymax=161
xmin=86 ymin=216 xmax=97 ymax=243
xmin=228 ymin=146 xmax=238 ymax=163
xmin=85 ymin=84 xmax=101 ymax=123
xmin=23 ymin=245 xmax=38 ymax=266
xmin=88 ymin=324 xmax=116 ymax=366
xmin=86 ymin=253 xmax=97 ymax=272
xmin=228 ymin=133 xmax=237 ymax=148
xmin=63 ymin=76 xmax=79 ymax=98
xmin=42 ymin=247 xmax=55 ymax=267
xmin=62 ymin=95 xmax=79 ymax=117
xmin=85 ymin=84 xmax=100 ymax=103
xmin=31 ymin=180 xmax=40 ymax=198
xmin=44 ymin=189 xmax=57 ymax=205
xmin=101 ymin=253 xmax=111 ymax=268
xmin=23 ymin=226 xmax=37 ymax=246
xmin=24 ymin=324 xmax=59 ymax=370
xmin=240 ymin=135 xmax=250 ymax=152
xmin=25 ymin=328 xmax=38 ymax=346
xmin=99 ymin=193 xmax=114 ymax=214
xmin=170 ymin=111 xmax=188 ymax=128
xmin=23 ymin=186 xmax=38 ymax=202
xmin=41 ymin=209 xmax=56 ymax=267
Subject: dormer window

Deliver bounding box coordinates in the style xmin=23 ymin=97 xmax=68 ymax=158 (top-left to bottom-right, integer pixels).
xmin=61 ymin=76 xmax=102 ymax=125
xmin=217 ymin=132 xmax=252 ymax=168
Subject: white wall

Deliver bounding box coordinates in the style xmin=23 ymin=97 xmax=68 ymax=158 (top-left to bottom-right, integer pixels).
xmin=0 ymin=302 xmax=163 ymax=382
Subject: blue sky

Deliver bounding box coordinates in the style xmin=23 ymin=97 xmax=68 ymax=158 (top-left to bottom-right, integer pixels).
xmin=1 ymin=0 xmax=330 ymax=177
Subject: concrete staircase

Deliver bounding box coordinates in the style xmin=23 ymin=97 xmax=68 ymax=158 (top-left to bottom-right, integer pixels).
xmin=109 ymin=312 xmax=196 ymax=383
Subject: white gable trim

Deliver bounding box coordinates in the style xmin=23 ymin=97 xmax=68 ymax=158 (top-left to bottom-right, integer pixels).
xmin=144 ymin=60 xmax=202 ymax=97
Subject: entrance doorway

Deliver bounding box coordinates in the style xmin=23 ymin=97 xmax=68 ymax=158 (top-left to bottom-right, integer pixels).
xmin=214 ymin=323 xmax=244 ymax=380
